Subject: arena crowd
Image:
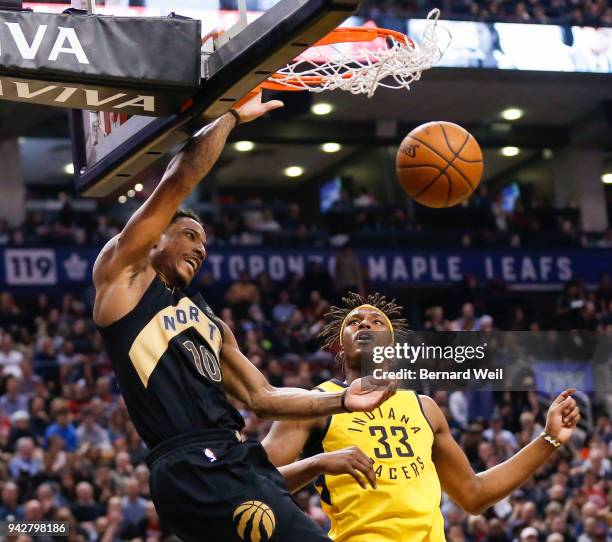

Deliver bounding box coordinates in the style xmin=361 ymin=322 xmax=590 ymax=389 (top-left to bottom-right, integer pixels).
xmin=3 ymin=188 xmax=611 ymax=250
xmin=0 ymin=237 xmax=610 ymax=540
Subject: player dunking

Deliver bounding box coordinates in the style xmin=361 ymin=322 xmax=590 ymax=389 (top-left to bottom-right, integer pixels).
xmin=263 ymin=292 xmax=581 ymax=542
xmin=92 ymin=95 xmax=395 ymax=542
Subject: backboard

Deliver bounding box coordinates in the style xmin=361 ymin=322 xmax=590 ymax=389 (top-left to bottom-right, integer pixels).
xmin=69 ymin=0 xmax=360 ymax=198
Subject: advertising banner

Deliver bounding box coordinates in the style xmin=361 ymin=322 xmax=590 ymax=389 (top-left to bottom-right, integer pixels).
xmin=1 ymin=247 xmax=609 ymax=287
xmin=0 ymin=9 xmax=201 ymax=114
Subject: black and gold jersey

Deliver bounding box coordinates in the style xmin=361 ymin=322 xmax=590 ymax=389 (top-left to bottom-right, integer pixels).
xmin=98 ymin=276 xmax=244 ymax=448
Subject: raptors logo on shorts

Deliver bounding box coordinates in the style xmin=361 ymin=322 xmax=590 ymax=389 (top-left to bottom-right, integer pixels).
xmin=233 ymin=500 xmax=276 ymax=542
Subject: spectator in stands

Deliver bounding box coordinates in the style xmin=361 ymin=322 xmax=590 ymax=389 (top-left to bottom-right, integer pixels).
xmin=272 ymin=290 xmax=298 ymax=323
xmin=121 ymin=477 xmax=147 ymax=526
xmin=0 ymin=481 xmax=20 ymax=520
xmin=225 ymin=271 xmax=261 ymax=318
xmin=8 ymin=436 xmax=42 ymax=479
xmin=99 ymin=495 xmax=138 ymax=541
xmin=7 ymin=411 xmax=36 ymax=452
xmin=424 ymin=306 xmax=451 ymax=331
xmin=35 ymin=483 xmax=57 ymax=520
xmin=71 ymin=481 xmax=104 ymax=525
xmin=0 ymin=334 xmax=24 ymax=378
xmin=44 ymin=400 xmax=77 ymax=452
xmin=483 ymin=414 xmax=519 ymax=453
xmin=452 ymin=302 xmax=481 ymax=331
xmin=113 ymin=451 xmax=134 ymax=487
xmin=137 ymin=499 xmax=164 ymax=540
xmin=29 ymin=396 xmax=50 ymax=441
xmin=16 ymin=360 xmax=39 ymax=401
xmin=0 ymin=376 xmax=28 ymax=417
xmin=0 ymin=293 xmax=22 ymax=334
xmin=333 ymin=246 xmax=364 ymax=298
xmin=34 ymin=337 xmax=59 ymax=385
xmin=76 ymin=407 xmax=111 ymax=451
xmin=517 ymin=411 xmax=544 ymax=447
xmin=256 ymin=209 xmax=282 ymax=233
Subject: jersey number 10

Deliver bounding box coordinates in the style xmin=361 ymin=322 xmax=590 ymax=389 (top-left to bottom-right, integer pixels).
xmin=183 ymin=340 xmax=222 ymax=383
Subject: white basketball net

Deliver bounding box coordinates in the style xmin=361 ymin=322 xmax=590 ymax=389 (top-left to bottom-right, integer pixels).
xmin=267 ymin=9 xmax=448 ymax=98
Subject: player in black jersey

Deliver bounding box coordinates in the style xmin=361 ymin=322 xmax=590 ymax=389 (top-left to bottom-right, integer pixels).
xmin=92 ymin=92 xmax=396 ymax=542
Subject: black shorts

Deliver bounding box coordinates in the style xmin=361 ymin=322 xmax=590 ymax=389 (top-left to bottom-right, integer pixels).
xmin=147 ymin=429 xmax=331 ymax=542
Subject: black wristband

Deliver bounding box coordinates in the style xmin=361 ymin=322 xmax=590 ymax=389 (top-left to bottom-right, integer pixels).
xmin=341 ymin=389 xmax=352 ymax=413
xmin=228 ymin=108 xmax=241 ymax=126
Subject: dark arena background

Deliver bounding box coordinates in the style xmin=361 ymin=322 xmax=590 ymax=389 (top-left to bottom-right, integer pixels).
xmin=0 ymin=0 xmax=611 ymax=540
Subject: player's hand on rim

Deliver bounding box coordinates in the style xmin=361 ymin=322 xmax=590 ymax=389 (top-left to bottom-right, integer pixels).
xmin=344 ymin=376 xmax=397 ymax=413
xmin=545 ymin=388 xmax=580 ymax=444
xmin=314 ymin=446 xmax=377 ymax=490
xmin=233 ymin=90 xmax=284 ymax=124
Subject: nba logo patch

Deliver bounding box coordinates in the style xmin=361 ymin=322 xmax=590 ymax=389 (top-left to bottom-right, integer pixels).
xmin=204 ymin=448 xmax=217 ymax=462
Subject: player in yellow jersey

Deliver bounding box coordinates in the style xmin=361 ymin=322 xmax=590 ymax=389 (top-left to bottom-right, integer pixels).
xmin=262 ymin=292 xmax=581 ymax=542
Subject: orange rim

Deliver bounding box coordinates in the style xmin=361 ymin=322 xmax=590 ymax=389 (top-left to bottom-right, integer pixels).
xmin=312 ymin=26 xmax=413 ymax=47
xmin=248 ymin=27 xmax=415 ymax=93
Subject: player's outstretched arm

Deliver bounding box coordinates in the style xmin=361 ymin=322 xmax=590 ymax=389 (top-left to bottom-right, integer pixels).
xmin=219 ymin=321 xmax=396 ymax=419
xmin=425 ymin=389 xmax=580 ymax=515
xmin=93 ymin=92 xmax=283 ymax=282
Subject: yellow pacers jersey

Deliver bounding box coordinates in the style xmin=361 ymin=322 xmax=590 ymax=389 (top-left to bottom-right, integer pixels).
xmin=312 ymin=380 xmax=445 ymax=542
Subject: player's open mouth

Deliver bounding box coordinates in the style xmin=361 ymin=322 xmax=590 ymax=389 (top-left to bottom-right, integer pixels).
xmin=184 ymin=257 xmax=199 ymax=272
xmin=355 ymin=331 xmax=373 ymax=343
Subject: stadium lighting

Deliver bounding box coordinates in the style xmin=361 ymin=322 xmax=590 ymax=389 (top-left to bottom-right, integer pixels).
xmin=284 ymin=166 xmax=304 ymax=178
xmin=602 ymin=173 xmax=612 ymax=184
xmin=118 ymin=195 xmax=127 ymax=203
xmin=134 ymin=183 xmax=144 ymax=192
xmin=234 ymin=141 xmax=255 ymax=152
xmin=311 ymin=102 xmax=333 ymax=116
xmin=127 ymin=189 xmax=136 ymax=198
xmin=501 ymin=108 xmax=523 ymax=121
xmin=501 ymin=146 xmax=520 ymax=157
xmin=63 ymin=163 xmax=74 ymax=175
xmin=321 ymin=142 xmax=341 ymax=153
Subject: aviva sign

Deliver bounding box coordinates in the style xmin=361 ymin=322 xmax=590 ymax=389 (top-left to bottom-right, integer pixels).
xmin=0 ymin=8 xmax=201 ymax=116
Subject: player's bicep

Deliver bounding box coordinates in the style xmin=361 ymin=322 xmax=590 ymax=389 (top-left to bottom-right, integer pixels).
xmin=432 ymin=425 xmax=478 ymax=500
xmin=262 ymin=420 xmax=312 ymax=467
xmin=111 ymin=175 xmax=192 ymax=272
xmin=218 ymin=321 xmax=272 ymax=408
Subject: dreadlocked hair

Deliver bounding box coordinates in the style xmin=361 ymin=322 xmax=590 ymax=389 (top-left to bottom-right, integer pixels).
xmin=319 ymin=292 xmax=409 ymax=361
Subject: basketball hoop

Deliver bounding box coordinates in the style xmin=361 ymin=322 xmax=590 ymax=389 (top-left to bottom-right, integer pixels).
xmin=255 ymin=9 xmax=447 ymax=98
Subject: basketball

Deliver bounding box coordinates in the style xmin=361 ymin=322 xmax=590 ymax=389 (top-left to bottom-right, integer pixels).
xmin=396 ymin=121 xmax=484 ymax=208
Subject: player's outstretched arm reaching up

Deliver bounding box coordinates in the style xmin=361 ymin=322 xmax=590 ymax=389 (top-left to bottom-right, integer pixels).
xmin=93 ymin=92 xmax=283 ymax=326
xmin=93 ymin=91 xmax=395 ymax=420
xmin=425 ymin=388 xmax=580 ymax=514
